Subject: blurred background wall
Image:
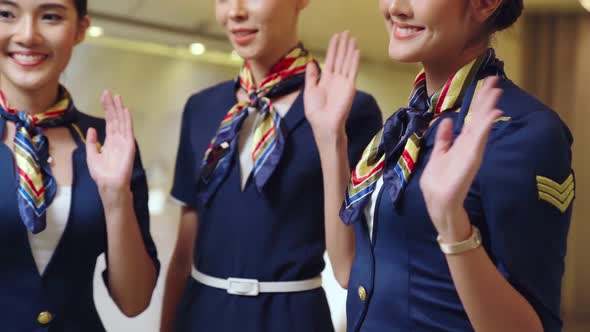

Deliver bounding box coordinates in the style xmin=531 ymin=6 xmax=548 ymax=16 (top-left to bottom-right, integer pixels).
xmin=54 ymin=0 xmax=590 ymax=331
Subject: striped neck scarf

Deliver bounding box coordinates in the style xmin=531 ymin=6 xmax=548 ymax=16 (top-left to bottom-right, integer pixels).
xmin=340 ymin=49 xmax=503 ymax=225
xmin=0 ymin=87 xmax=75 ymax=233
xmin=198 ymin=45 xmax=315 ymax=205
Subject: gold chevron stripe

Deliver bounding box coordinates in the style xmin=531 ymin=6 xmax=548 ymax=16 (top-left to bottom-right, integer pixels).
xmin=538 ymin=191 xmax=575 ymax=214
xmin=537 ymin=182 xmax=575 ymax=202
xmin=537 ymin=174 xmax=574 ymax=192
xmin=536 ymin=174 xmax=575 ymax=213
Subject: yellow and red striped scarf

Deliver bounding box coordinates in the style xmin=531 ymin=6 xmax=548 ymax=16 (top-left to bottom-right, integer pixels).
xmin=198 ymin=45 xmax=315 ymax=205
xmin=0 ymin=87 xmax=75 ymax=233
xmin=341 ymin=50 xmax=500 ymax=224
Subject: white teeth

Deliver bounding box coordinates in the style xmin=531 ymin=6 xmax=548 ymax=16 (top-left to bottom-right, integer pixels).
xmin=13 ymin=53 xmax=46 ymax=63
xmin=397 ymin=27 xmax=420 ymax=35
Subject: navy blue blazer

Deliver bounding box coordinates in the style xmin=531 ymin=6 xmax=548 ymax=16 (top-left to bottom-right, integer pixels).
xmin=171 ymin=80 xmax=383 ymax=332
xmin=346 ymin=78 xmax=574 ymax=331
xmin=0 ymin=110 xmax=160 ymax=332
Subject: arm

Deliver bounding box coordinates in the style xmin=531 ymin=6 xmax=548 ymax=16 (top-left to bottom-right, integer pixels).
xmin=304 ymin=32 xmax=362 ymax=288
xmin=160 ymin=207 xmax=198 ymax=332
xmin=86 ymin=91 xmax=157 ymax=317
xmin=420 ymin=77 xmax=547 ymax=332
xmin=435 ymin=210 xmax=544 ymax=332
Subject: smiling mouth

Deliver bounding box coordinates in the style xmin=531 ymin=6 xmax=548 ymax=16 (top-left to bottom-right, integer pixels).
xmin=232 ymin=30 xmax=257 ymax=36
xmin=231 ymin=29 xmax=258 ymax=46
xmin=8 ymin=52 xmax=49 ymax=67
xmin=392 ymin=23 xmax=425 ymax=40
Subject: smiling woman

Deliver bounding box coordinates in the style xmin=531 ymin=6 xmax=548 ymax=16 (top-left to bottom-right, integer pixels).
xmin=159 ymin=1 xmax=383 ymax=332
xmin=0 ymin=0 xmax=159 ymax=331
xmin=308 ymin=0 xmax=574 ymax=331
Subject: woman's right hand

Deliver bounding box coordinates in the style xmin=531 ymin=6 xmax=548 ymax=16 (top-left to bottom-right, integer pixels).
xmin=304 ymin=31 xmax=361 ymax=146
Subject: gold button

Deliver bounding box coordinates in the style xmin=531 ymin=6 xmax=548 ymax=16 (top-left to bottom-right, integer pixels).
xmin=37 ymin=311 xmax=53 ymax=325
xmin=358 ymin=286 xmax=367 ymax=302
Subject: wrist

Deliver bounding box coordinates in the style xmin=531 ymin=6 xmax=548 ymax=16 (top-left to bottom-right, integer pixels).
xmin=437 ymin=225 xmax=482 ymax=255
xmin=436 ymin=208 xmax=472 ymax=243
xmin=314 ymin=128 xmax=348 ymax=150
xmin=99 ymin=186 xmax=133 ymax=210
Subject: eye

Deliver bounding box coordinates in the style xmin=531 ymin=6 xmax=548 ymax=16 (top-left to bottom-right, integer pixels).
xmin=0 ymin=10 xmax=15 ymax=20
xmin=42 ymin=13 xmax=64 ymax=21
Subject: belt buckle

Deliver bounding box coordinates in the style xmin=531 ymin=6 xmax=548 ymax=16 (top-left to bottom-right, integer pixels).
xmin=227 ymin=277 xmax=260 ymax=296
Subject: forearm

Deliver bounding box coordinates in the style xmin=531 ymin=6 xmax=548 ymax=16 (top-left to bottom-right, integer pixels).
xmin=102 ymin=189 xmax=157 ymax=317
xmin=316 ymin=131 xmax=355 ymax=288
xmin=160 ymin=253 xmax=192 ymax=332
xmin=444 ymin=210 xmax=543 ymax=332
xmin=161 ymin=208 xmax=198 ymax=332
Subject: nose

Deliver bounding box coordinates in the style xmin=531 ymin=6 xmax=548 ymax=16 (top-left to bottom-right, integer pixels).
xmin=13 ymin=15 xmax=42 ymax=47
xmin=388 ymin=0 xmax=412 ymax=21
xmin=228 ymin=0 xmax=248 ymax=22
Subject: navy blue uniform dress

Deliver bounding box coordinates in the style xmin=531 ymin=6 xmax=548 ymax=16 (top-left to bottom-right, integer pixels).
xmin=0 ymin=110 xmax=160 ymax=332
xmin=171 ymin=80 xmax=383 ymax=332
xmin=346 ymin=78 xmax=574 ymax=331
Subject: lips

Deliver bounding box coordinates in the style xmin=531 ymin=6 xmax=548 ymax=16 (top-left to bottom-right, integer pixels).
xmin=230 ymin=28 xmax=258 ymax=46
xmin=392 ymin=22 xmax=425 ymax=40
xmin=8 ymin=51 xmax=49 ymax=68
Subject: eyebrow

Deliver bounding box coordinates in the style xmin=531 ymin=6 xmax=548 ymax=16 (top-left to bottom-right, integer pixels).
xmin=0 ymin=0 xmax=68 ymax=11
xmin=0 ymin=0 xmax=17 ymax=6
xmin=39 ymin=2 xmax=68 ymax=11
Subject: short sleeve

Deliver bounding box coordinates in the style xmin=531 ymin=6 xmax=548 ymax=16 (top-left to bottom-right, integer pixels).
xmin=480 ymin=109 xmax=574 ymax=331
xmin=171 ymin=100 xmax=200 ymax=207
xmin=346 ymin=92 xmax=383 ymax=166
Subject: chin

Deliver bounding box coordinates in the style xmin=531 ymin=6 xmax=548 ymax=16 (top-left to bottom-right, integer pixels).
xmin=2 ymin=71 xmax=57 ymax=93
xmin=388 ymin=45 xmax=423 ymax=64
xmin=230 ymin=40 xmax=260 ymax=61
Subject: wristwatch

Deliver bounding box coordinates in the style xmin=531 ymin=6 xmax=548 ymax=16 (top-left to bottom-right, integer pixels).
xmin=437 ymin=225 xmax=482 ymax=255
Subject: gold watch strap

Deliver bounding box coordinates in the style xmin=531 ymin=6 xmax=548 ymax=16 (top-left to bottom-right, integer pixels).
xmin=437 ymin=225 xmax=482 ymax=255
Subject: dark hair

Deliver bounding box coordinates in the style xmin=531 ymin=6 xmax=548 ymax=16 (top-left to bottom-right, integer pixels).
xmin=73 ymin=0 xmax=88 ymax=18
xmin=492 ymin=0 xmax=524 ymax=31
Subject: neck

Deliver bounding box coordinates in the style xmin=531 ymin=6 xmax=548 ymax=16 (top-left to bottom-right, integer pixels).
xmin=247 ymin=37 xmax=300 ymax=86
xmin=422 ymin=43 xmax=488 ymax=95
xmin=0 ymin=78 xmax=60 ymax=115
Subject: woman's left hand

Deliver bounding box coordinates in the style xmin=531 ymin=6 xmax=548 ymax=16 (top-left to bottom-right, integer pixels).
xmin=420 ymin=77 xmax=503 ymax=242
xmin=86 ymin=90 xmax=136 ymax=200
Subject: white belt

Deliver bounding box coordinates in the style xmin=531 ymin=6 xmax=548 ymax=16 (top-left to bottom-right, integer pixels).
xmin=192 ymin=267 xmax=322 ymax=297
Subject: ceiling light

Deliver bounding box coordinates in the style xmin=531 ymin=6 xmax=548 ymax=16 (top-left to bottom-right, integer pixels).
xmin=87 ymin=26 xmax=104 ymax=38
xmin=190 ymin=43 xmax=206 ymax=56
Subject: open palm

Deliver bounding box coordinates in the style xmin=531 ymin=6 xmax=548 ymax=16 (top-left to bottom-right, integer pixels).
xmin=86 ymin=90 xmax=136 ymax=192
xmin=420 ymin=77 xmax=504 ymax=230
xmin=304 ymin=32 xmax=361 ymax=141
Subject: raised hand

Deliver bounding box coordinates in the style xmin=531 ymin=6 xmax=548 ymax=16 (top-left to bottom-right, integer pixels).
xmin=304 ymin=31 xmax=361 ymax=144
xmin=86 ymin=90 xmax=136 ymax=196
xmin=420 ymin=77 xmax=504 ymax=239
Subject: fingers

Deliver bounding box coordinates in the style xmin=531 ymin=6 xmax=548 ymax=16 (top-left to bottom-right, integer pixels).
xmin=324 ymin=34 xmax=339 ymax=74
xmin=334 ymin=31 xmax=350 ymax=75
xmin=101 ymin=90 xmax=115 ymax=137
xmin=343 ymin=37 xmax=360 ymax=79
xmin=123 ymin=107 xmax=134 ymax=139
xmin=432 ymin=118 xmax=454 ymax=156
xmin=305 ymin=62 xmax=320 ymax=91
xmin=101 ymin=90 xmax=133 ymax=138
xmin=85 ymin=127 xmax=99 ymax=160
xmin=114 ymin=95 xmax=125 ymax=134
xmin=350 ymin=49 xmax=361 ymax=82
xmin=469 ymin=76 xmax=504 ymax=139
xmin=452 ymin=77 xmax=504 ymax=162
